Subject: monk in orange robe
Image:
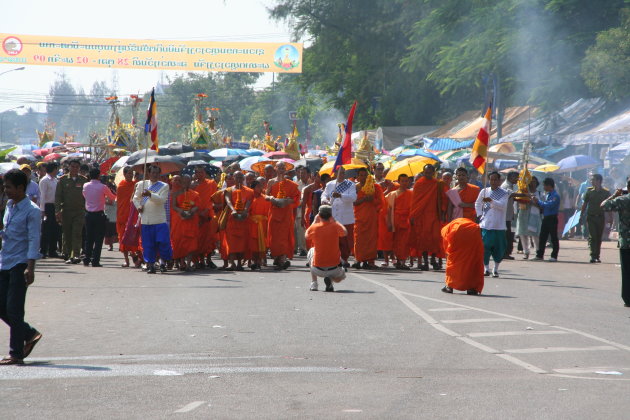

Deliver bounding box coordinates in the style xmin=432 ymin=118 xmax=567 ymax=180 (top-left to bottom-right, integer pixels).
xmin=192 ymin=166 xmax=218 ymax=269
xmin=386 ymin=174 xmax=413 ymax=270
xmin=266 ymin=161 xmax=300 ymax=270
xmin=441 ymin=218 xmax=484 ymax=295
xmin=410 ymin=164 xmax=448 ymax=271
xmin=171 ymin=175 xmax=200 ymax=271
xmin=249 ymin=177 xmax=271 ymax=270
xmin=447 ymin=167 xmax=481 ymax=221
xmin=224 ymin=171 xmax=254 ymax=270
xmin=116 ymin=166 xmax=140 ymax=267
xmin=375 ymin=163 xmax=395 ymax=266
xmin=353 ymin=168 xmax=384 ymax=269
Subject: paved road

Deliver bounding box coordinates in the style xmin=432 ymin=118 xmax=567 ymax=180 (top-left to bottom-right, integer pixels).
xmin=0 ymin=239 xmax=628 ymax=419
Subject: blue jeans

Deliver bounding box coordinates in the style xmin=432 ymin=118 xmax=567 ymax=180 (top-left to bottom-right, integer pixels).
xmin=0 ymin=264 xmax=38 ymax=359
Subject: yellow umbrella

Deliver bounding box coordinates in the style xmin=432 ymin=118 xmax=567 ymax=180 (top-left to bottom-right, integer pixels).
xmin=385 ymin=156 xmax=439 ymax=181
xmin=319 ymin=158 xmax=367 ymax=175
xmin=533 ymin=164 xmax=559 ymax=173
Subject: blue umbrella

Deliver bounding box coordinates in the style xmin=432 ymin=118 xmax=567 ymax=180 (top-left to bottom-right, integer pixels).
xmin=241 ymin=149 xmax=265 ymax=157
xmin=42 ymin=141 xmax=62 ymax=149
xmin=396 ymin=148 xmax=442 ymax=161
xmin=556 ymin=154 xmax=599 ymax=173
xmin=209 ymin=148 xmax=244 ymax=161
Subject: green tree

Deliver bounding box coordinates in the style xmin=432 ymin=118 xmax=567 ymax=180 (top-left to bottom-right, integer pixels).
xmin=582 ymin=9 xmax=630 ymax=100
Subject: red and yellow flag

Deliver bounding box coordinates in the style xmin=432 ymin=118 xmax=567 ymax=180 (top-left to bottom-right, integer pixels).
xmin=144 ymin=88 xmax=159 ymax=151
xmin=469 ymin=105 xmax=492 ymax=174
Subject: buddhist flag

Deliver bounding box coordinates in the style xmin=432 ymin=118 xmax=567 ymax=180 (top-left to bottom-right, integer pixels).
xmin=144 ymin=88 xmax=159 ymax=151
xmin=470 ymin=105 xmax=492 ymax=174
xmin=332 ymin=100 xmax=357 ymax=174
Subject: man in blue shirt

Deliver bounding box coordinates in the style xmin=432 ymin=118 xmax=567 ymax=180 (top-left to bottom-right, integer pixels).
xmin=533 ymin=177 xmax=561 ymax=262
xmin=0 ymin=169 xmax=43 ymax=364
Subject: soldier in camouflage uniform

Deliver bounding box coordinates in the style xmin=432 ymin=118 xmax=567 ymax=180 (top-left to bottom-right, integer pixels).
xmin=602 ymin=177 xmax=630 ymax=307
xmin=54 ymin=160 xmax=87 ymax=264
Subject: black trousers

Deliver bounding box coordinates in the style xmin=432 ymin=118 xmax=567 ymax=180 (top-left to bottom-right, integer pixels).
xmin=619 ymin=249 xmax=630 ymax=305
xmin=84 ymin=211 xmax=107 ymax=265
xmin=0 ymin=264 xmax=37 ymax=359
xmin=505 ymin=221 xmax=514 ymax=256
xmin=41 ymin=203 xmax=59 ymax=256
xmin=537 ymin=215 xmax=559 ymax=259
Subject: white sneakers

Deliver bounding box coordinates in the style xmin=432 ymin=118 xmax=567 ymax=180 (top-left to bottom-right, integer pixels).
xmin=548 ymin=257 xmax=557 ymax=262
xmin=310 ymin=281 xmax=318 ymax=291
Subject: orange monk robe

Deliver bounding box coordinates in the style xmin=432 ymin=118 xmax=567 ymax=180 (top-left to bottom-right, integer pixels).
xmin=386 ymin=189 xmax=413 ymax=260
xmin=249 ymin=194 xmax=271 ymax=254
xmin=458 ymin=184 xmax=481 ymax=221
xmin=441 ymin=218 xmax=484 ymax=293
xmin=193 ymin=179 xmax=218 ymax=255
xmin=225 ymin=186 xmax=254 ymax=255
xmin=116 ymin=179 xmax=138 ymax=252
xmin=212 ymin=189 xmax=229 ymax=260
xmin=268 ymin=179 xmax=300 ymax=258
xmin=410 ymin=177 xmax=448 ymax=256
xmin=377 ymin=181 xmax=397 ymax=252
xmin=354 ymin=183 xmax=384 ymax=262
xmin=171 ymin=190 xmax=200 ymax=260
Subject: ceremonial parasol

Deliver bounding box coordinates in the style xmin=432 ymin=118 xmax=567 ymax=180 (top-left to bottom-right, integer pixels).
xmin=263 ymin=151 xmax=291 ymax=159
xmin=239 ymin=156 xmax=270 ymax=172
xmin=251 ymin=159 xmax=295 ymax=175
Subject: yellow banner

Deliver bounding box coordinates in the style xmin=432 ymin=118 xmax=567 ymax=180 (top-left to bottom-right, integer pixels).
xmin=0 ymin=33 xmax=302 ymax=73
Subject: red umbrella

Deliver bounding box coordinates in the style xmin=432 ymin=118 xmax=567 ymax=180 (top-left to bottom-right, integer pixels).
xmin=43 ymin=153 xmax=65 ymax=162
xmin=263 ymin=151 xmax=291 ymax=159
xmin=99 ymin=156 xmax=119 ymax=175
xmin=33 ymin=148 xmax=54 ymax=157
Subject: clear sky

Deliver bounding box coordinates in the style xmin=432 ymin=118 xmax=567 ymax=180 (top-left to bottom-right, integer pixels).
xmin=0 ymin=0 xmax=293 ymax=113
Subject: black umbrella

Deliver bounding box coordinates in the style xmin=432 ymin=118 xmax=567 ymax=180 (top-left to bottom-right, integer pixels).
xmin=294 ymin=157 xmax=323 ymax=173
xmin=126 ymin=148 xmax=157 ymax=165
xmin=181 ymin=160 xmax=221 ymax=179
xmin=131 ymin=154 xmax=186 ymax=174
xmin=177 ymin=151 xmax=212 ymax=163
xmin=158 ymin=142 xmax=194 ymax=156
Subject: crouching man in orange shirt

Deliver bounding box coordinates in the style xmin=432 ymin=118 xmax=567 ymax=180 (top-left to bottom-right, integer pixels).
xmin=305 ymin=205 xmax=347 ymax=292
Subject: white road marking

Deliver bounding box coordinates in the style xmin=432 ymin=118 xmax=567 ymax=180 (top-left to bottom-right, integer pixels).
xmin=442 ymin=318 xmax=516 ymax=324
xmin=428 ymin=307 xmax=470 ymax=312
xmin=351 ymin=272 xmax=630 ymax=380
xmin=497 ymin=354 xmax=547 ymax=374
xmin=468 ymin=330 xmax=571 ymax=338
xmin=554 ymin=367 xmax=630 ymax=374
xmin=174 ymin=401 xmax=206 ymax=413
xmin=505 ymin=346 xmax=618 ymax=354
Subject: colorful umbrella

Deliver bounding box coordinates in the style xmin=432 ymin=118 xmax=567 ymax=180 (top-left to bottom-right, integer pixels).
xmin=110 ymin=156 xmax=129 ymax=174
xmin=241 ymin=149 xmax=265 ymax=157
xmin=385 ymin=156 xmax=440 ymax=181
xmin=42 ymin=141 xmax=62 ymax=148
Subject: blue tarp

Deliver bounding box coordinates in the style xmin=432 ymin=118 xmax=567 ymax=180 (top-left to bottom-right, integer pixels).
xmin=424 ymin=137 xmax=475 ymax=151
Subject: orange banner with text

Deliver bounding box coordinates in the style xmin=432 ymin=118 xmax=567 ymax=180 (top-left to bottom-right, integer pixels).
xmin=0 ymin=33 xmax=302 ymax=73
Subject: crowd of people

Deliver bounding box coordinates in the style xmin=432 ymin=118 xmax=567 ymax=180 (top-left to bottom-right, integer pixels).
xmin=2 ymin=155 xmax=630 ymax=364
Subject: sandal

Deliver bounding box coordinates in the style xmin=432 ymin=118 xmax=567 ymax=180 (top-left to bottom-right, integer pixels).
xmin=0 ymin=356 xmax=23 ymax=365
xmin=121 ymin=263 xmax=130 ymax=268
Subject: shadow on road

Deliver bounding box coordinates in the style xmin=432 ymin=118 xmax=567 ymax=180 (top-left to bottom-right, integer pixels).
xmin=24 ymin=361 xmax=111 ymax=371
xmin=334 ymin=290 xmax=376 ymax=294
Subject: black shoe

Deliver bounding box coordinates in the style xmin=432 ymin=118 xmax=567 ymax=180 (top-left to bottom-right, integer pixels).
xmin=503 ymin=255 xmax=515 ymax=260
xmin=299 ymin=249 xmax=307 ymax=257
xmin=484 ymin=270 xmax=491 ymax=276
xmin=147 ymin=266 xmax=156 ymax=274
xmin=159 ymin=264 xmax=167 ymax=273
xmin=71 ymin=258 xmax=81 ymax=264
xmin=83 ymin=260 xmax=90 ymax=266
xmin=207 ymin=260 xmax=217 ymax=269
xmin=441 ymin=286 xmax=453 ymax=294
xmin=283 ymin=260 xmax=291 ymax=270
xmin=590 ymin=259 xmax=597 ymax=263
xmin=92 ymin=263 xmax=103 ymax=268
xmin=467 ymin=289 xmax=479 ymax=295
xmin=351 ymin=262 xmax=362 ymax=269
xmin=324 ymin=277 xmax=334 ymax=292
xmin=419 ymin=264 xmax=429 ymax=271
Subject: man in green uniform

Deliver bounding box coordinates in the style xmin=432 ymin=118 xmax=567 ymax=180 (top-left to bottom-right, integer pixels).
xmin=581 ymin=174 xmax=610 ymax=263
xmin=602 ymin=177 xmax=630 ymax=307
xmin=54 ymin=160 xmax=87 ymax=264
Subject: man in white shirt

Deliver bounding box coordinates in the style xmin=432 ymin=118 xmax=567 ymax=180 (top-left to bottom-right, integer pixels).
xmin=501 ymin=171 xmax=518 ymax=260
xmin=322 ymin=166 xmax=357 ymax=267
xmin=38 ymin=162 xmax=59 ymax=258
xmin=475 ymin=171 xmax=509 ymax=278
xmin=132 ymin=165 xmax=172 ymax=274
